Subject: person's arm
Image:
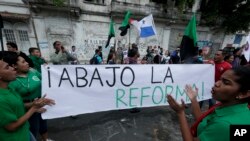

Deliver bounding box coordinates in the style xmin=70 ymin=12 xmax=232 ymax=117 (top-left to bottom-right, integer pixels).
xmin=5 ymin=97 xmax=55 ymax=131
xmin=24 ymin=95 xmax=55 ymax=109
xmin=167 ymin=95 xmax=194 ymax=141
xmin=63 ymin=49 xmax=76 ymax=61
xmin=184 ymin=85 xmax=202 ymax=120
xmin=4 ymin=106 xmax=36 ymax=131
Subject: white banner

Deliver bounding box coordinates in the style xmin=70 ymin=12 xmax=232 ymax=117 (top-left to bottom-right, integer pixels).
xmin=42 ymin=64 xmax=215 ymax=119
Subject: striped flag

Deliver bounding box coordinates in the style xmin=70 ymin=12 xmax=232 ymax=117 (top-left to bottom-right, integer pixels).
xmin=105 ymin=19 xmax=115 ymax=48
xmin=180 ymin=14 xmax=198 ymax=62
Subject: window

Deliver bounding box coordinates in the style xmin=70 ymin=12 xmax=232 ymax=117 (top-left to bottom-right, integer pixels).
xmin=84 ymin=0 xmax=105 ymax=5
xmin=3 ymin=22 xmax=31 ymax=54
xmin=4 ymin=29 xmax=16 ymax=43
xmin=18 ymin=30 xmax=29 ymax=41
xmin=233 ymin=34 xmax=243 ymax=44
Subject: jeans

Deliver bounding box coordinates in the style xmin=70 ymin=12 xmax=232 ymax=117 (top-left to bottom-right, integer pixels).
xmin=29 ymin=113 xmax=48 ymax=138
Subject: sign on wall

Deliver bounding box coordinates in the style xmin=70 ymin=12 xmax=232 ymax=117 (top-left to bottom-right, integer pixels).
xmin=42 ymin=64 xmax=215 ymax=119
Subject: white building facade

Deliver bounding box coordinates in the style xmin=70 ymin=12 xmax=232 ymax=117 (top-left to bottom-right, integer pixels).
xmin=0 ymin=0 xmax=247 ymax=62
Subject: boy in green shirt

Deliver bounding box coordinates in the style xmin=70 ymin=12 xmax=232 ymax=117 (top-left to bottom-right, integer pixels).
xmin=29 ymin=48 xmax=47 ymax=73
xmin=0 ymin=51 xmax=54 ymax=141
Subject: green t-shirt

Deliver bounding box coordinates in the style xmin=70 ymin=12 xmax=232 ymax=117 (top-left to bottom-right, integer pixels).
xmin=29 ymin=55 xmax=46 ymax=73
xmin=0 ymin=88 xmax=29 ymax=141
xmin=9 ymin=69 xmax=42 ymax=101
xmin=198 ymin=103 xmax=250 ymax=141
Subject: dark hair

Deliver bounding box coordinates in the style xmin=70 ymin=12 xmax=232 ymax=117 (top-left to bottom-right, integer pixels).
xmin=217 ymin=49 xmax=227 ymax=56
xmin=95 ymin=49 xmax=100 ymax=54
xmin=53 ymin=41 xmax=60 ymax=48
xmin=224 ymin=54 xmax=233 ymax=61
xmin=6 ymin=42 xmax=18 ymax=50
xmin=233 ymin=66 xmax=250 ymax=93
xmin=198 ymin=49 xmax=203 ymax=55
xmin=28 ymin=47 xmax=39 ymax=54
xmin=131 ymin=43 xmax=137 ymax=49
xmin=128 ymin=48 xmax=138 ymax=58
xmin=233 ymin=48 xmax=241 ymax=55
xmin=107 ymin=52 xmax=115 ymax=64
xmin=0 ymin=51 xmax=18 ymax=66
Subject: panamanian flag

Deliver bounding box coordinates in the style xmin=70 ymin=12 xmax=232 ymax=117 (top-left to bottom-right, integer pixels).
xmin=139 ymin=14 xmax=157 ymax=38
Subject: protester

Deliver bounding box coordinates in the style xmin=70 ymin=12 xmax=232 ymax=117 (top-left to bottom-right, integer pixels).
xmin=0 ymin=51 xmax=54 ymax=141
xmin=127 ymin=46 xmax=139 ymax=64
xmin=107 ymin=52 xmax=116 ymax=64
xmin=141 ymin=56 xmax=147 ymax=64
xmin=98 ymin=46 xmax=103 ymax=60
xmin=170 ymin=47 xmax=181 ymax=64
xmin=50 ymin=41 xmax=76 ymax=65
xmin=145 ymin=46 xmax=154 ymax=64
xmin=29 ymin=48 xmax=47 ymax=73
xmin=153 ymin=49 xmax=161 ymax=64
xmin=224 ymin=54 xmax=234 ymax=65
xmin=231 ymin=47 xmax=248 ymax=67
xmin=90 ymin=49 xmax=102 ymax=64
xmin=69 ymin=46 xmax=79 ymax=64
xmin=6 ymin=42 xmax=34 ymax=68
xmin=200 ymin=50 xmax=232 ymax=108
xmin=116 ymin=47 xmax=124 ymax=64
xmin=7 ymin=53 xmax=54 ymax=141
xmin=161 ymin=50 xmax=171 ymax=64
xmin=214 ymin=50 xmax=232 ymax=82
xmin=232 ymin=48 xmax=242 ymax=68
xmin=167 ymin=66 xmax=250 ymax=141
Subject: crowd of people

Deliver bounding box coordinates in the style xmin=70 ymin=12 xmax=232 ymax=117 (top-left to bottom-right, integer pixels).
xmin=0 ymin=40 xmax=249 ymax=141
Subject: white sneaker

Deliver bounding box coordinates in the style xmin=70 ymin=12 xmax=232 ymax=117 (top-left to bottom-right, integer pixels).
xmin=46 ymin=139 xmax=55 ymax=141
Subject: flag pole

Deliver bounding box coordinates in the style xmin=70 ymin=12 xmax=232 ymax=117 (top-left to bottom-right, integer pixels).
xmin=129 ymin=28 xmax=131 ymax=47
xmin=0 ymin=14 xmax=4 ymax=51
xmin=114 ymin=38 xmax=117 ymax=52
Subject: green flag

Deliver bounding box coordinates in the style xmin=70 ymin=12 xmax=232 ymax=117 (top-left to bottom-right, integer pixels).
xmin=118 ymin=11 xmax=131 ymax=36
xmin=105 ymin=19 xmax=115 ymax=48
xmin=180 ymin=14 xmax=198 ymax=62
xmin=184 ymin=14 xmax=197 ymax=45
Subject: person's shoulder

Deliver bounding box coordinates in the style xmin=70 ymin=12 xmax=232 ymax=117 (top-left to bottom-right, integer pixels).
xmin=199 ymin=121 xmax=230 ymax=141
xmin=29 ymin=68 xmax=40 ymax=75
xmin=8 ymin=80 xmax=19 ymax=89
xmin=223 ymin=61 xmax=232 ymax=68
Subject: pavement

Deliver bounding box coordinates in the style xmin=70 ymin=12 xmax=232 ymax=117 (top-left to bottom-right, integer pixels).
xmin=44 ymin=106 xmax=195 ymax=141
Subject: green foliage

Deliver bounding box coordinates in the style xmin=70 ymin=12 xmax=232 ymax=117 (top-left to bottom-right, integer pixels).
xmin=52 ymin=0 xmax=65 ymax=7
xmin=201 ymin=0 xmax=250 ymax=33
xmin=175 ymin=0 xmax=195 ymax=12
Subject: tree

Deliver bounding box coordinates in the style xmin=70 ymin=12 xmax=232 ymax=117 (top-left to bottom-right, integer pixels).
xmin=200 ymin=0 xmax=250 ymax=33
xmin=52 ymin=0 xmax=65 ymax=6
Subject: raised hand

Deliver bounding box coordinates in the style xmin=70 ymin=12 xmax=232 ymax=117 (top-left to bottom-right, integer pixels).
xmin=32 ymin=95 xmax=55 ymax=109
xmin=184 ymin=85 xmax=198 ymax=102
xmin=167 ymin=95 xmax=186 ymax=114
xmin=36 ymin=108 xmax=47 ymax=113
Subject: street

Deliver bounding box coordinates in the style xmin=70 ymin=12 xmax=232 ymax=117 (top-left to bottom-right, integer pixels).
xmin=46 ymin=106 xmax=194 ymax=141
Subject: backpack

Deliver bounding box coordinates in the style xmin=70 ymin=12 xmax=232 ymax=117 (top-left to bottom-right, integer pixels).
xmin=89 ymin=55 xmax=98 ymax=64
